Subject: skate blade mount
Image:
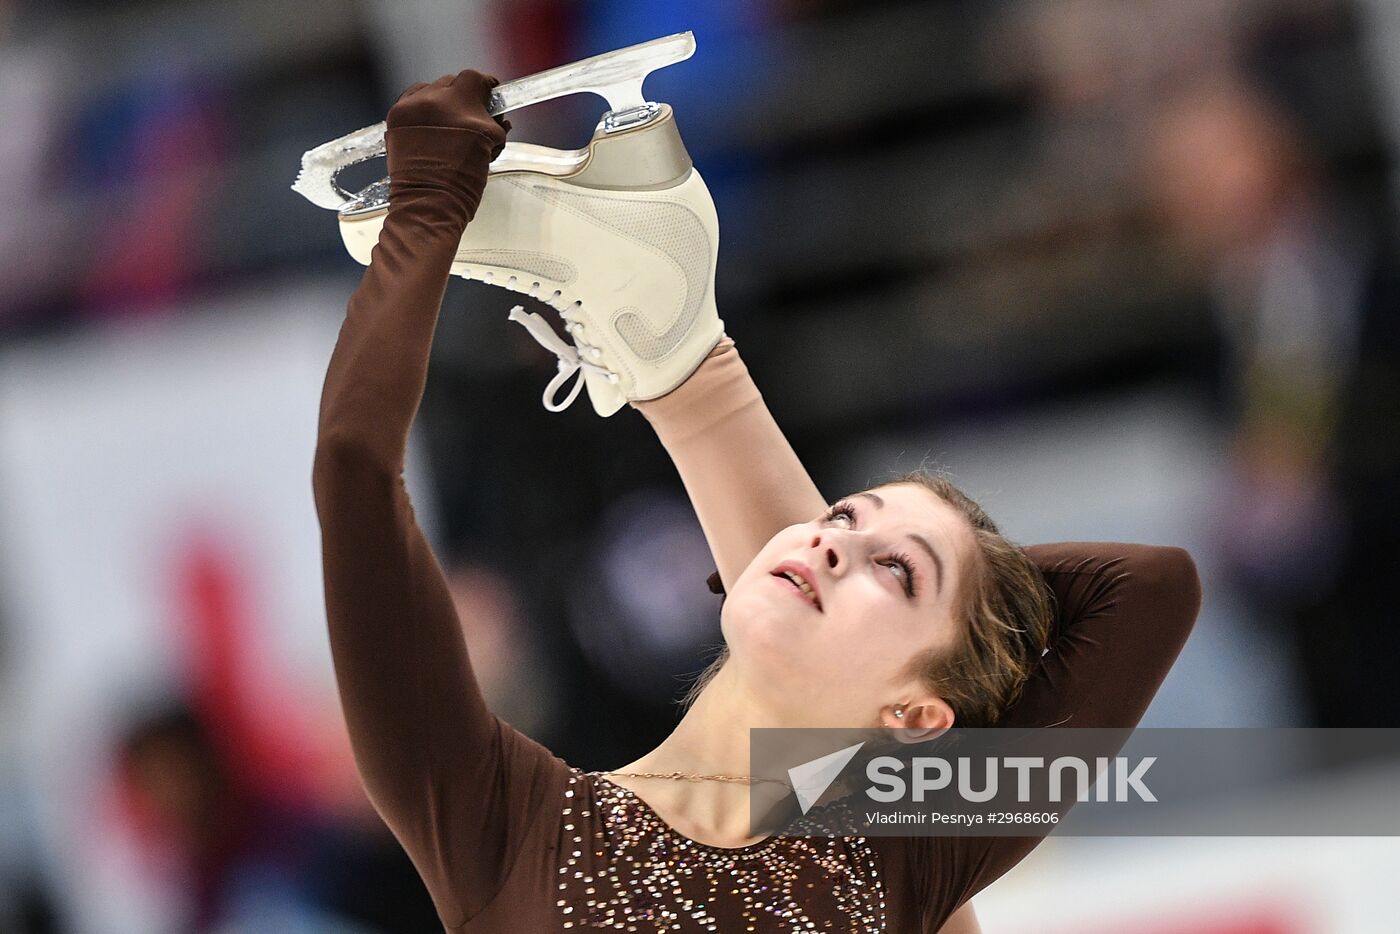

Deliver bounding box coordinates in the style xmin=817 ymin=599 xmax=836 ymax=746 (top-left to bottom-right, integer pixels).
xmin=290 ymin=31 xmax=695 ymax=211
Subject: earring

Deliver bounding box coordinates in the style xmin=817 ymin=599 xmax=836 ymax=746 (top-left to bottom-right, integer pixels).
xmin=893 ymin=706 xmax=905 ymax=720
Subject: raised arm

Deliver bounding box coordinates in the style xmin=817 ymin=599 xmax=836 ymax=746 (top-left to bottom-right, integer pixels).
xmin=630 ymin=336 xmax=829 ymax=592
xmin=311 ymin=72 xmax=554 ymax=929
xmin=1003 ymin=541 xmax=1202 ymax=729
xmin=918 ymin=540 xmax=1203 ymax=929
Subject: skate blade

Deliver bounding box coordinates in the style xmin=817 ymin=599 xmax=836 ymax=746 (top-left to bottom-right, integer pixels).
xmin=291 ymin=31 xmax=695 ymax=211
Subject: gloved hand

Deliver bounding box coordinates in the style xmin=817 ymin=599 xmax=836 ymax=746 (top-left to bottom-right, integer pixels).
xmin=384 ymin=69 xmax=512 ymax=228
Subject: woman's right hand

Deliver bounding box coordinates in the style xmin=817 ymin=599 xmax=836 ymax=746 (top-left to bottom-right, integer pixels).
xmin=384 ymin=69 xmax=512 ymax=226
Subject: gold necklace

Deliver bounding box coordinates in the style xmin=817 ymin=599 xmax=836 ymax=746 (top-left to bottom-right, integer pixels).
xmin=600 ymin=769 xmax=788 ymax=786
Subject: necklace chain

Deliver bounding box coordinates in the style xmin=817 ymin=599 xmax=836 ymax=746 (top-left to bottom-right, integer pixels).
xmin=600 ymin=769 xmax=788 ymax=786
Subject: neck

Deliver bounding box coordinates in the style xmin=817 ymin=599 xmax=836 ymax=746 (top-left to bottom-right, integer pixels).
xmin=608 ymin=660 xmax=792 ymax=844
xmin=623 ymin=660 xmax=775 ymax=773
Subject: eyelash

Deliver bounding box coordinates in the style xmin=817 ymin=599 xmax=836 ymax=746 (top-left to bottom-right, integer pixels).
xmin=821 ymin=501 xmax=920 ymax=598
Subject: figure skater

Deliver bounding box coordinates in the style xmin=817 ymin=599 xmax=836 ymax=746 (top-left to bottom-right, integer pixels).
xmin=311 ymin=70 xmax=1203 ymax=933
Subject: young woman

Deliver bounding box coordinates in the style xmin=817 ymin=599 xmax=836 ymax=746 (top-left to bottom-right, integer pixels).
xmin=312 ymin=70 xmax=1203 ymax=933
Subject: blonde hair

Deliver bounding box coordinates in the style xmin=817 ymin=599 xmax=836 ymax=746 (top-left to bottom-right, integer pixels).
xmin=681 ymin=467 xmax=1054 ymax=727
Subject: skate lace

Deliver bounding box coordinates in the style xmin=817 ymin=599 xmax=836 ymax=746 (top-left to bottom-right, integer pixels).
xmin=507 ymin=304 xmax=621 ymax=412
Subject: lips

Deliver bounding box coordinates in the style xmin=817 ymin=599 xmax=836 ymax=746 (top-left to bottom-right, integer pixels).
xmin=770 ymin=561 xmax=822 ymax=611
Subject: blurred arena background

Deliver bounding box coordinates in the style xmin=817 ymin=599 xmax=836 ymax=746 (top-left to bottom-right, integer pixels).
xmin=1 ymin=0 xmax=1398 ymax=930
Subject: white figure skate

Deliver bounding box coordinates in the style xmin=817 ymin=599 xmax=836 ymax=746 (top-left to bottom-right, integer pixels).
xmin=292 ymin=32 xmax=723 ymax=417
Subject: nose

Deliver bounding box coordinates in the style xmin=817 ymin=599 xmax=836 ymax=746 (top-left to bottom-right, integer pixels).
xmin=809 ymin=531 xmax=841 ymax=573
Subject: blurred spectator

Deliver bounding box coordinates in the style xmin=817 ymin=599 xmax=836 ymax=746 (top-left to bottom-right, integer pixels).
xmin=108 ymin=700 xmax=445 ymax=932
xmin=446 ymin=558 xmax=557 ymax=737
xmin=1144 ymin=73 xmax=1400 ymax=726
xmin=71 ymin=67 xmax=229 ymax=318
xmin=111 ymin=703 xmax=345 ymax=931
xmin=0 ymin=6 xmax=68 ymax=328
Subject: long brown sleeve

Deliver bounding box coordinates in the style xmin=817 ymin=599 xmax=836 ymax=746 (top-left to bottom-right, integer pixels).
xmin=915 ymin=541 xmax=1203 ymax=930
xmin=1004 ymin=542 xmax=1202 ymax=730
xmin=311 ymin=104 xmax=559 ymax=930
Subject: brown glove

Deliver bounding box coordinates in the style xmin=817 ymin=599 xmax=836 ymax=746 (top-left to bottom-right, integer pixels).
xmin=384 ymin=69 xmax=512 ymax=228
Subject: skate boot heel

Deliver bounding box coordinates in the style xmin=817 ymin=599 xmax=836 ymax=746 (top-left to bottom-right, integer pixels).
xmin=569 ymin=103 xmax=694 ymax=190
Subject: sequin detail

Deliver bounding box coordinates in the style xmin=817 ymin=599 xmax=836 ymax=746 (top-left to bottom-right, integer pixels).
xmin=556 ymin=768 xmax=888 ymax=931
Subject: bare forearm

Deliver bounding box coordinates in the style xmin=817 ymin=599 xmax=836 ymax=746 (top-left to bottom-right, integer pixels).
xmin=631 ymin=335 xmax=828 ymax=592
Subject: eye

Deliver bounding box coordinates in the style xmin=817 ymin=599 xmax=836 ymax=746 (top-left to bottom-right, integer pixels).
xmin=822 ymin=501 xmax=919 ymax=599
xmin=882 ymin=553 xmax=918 ymax=597
xmin=822 ymin=503 xmax=856 ymax=524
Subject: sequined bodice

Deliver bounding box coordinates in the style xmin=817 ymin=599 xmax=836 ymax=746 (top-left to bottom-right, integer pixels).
xmin=555 ymin=769 xmax=887 ymax=932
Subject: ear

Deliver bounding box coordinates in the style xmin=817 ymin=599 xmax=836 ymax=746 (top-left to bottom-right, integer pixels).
xmin=885 ymin=697 xmax=955 ymax=745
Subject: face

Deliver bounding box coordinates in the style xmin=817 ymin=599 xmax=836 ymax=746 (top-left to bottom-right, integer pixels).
xmin=1145 ymin=87 xmax=1294 ymax=260
xmin=721 ymin=483 xmax=975 ymax=727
